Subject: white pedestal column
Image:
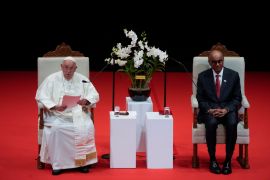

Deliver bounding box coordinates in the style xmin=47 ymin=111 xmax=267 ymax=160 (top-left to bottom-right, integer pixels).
xmin=145 ymin=112 xmax=173 ymax=169
xmin=126 ymin=97 xmax=153 ymax=152
xmin=110 ymin=111 xmax=137 ymax=168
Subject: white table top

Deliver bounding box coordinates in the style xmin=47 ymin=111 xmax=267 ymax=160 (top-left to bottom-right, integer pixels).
xmin=146 ymin=112 xmax=173 ymax=120
xmin=126 ymin=97 xmax=152 ymax=104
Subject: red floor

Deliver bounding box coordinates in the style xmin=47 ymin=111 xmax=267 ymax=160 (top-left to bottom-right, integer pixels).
xmin=0 ymin=71 xmax=270 ymax=180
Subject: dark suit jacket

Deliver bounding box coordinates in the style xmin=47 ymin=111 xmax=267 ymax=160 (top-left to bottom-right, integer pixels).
xmin=196 ymin=67 xmax=242 ymax=123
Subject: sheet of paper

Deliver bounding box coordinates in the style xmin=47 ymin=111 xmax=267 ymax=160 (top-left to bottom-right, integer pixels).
xmin=62 ymin=95 xmax=81 ymax=109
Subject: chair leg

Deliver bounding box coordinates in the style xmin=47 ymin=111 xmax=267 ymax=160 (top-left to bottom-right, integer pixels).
xmin=37 ymin=145 xmax=45 ymax=169
xmin=237 ymin=144 xmax=250 ymax=169
xmin=243 ymin=144 xmax=250 ymax=169
xmin=237 ymin=144 xmax=243 ymax=164
xmin=37 ymin=156 xmax=45 ymax=169
xmin=192 ymin=144 xmax=199 ymax=168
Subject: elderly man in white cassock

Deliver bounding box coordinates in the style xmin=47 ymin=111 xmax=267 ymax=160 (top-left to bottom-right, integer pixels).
xmin=35 ymin=56 xmax=99 ymax=175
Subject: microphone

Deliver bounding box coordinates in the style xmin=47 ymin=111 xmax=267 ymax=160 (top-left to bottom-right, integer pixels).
xmin=82 ymin=80 xmax=89 ymax=83
xmin=102 ymin=60 xmax=116 ymax=160
xmin=169 ymin=57 xmax=197 ymax=88
xmin=169 ymin=57 xmax=189 ymax=72
xmin=89 ymin=63 xmax=110 ymax=82
xmin=81 ymin=80 xmax=90 ymax=98
xmin=82 ymin=62 xmax=111 ymax=84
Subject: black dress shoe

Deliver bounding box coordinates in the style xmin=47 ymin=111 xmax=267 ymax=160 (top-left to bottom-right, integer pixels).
xmin=209 ymin=161 xmax=221 ymax=174
xmin=52 ymin=169 xmax=62 ymax=175
xmin=222 ymin=161 xmax=232 ymax=175
xmin=78 ymin=166 xmax=90 ymax=173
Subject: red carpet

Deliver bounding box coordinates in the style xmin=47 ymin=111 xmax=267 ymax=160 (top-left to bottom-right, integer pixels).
xmin=0 ymin=71 xmax=270 ymax=180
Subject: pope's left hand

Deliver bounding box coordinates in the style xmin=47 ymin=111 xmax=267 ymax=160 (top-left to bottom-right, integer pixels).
xmin=77 ymin=99 xmax=90 ymax=106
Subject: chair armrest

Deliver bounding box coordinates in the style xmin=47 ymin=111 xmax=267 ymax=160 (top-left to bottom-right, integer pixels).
xmin=242 ymin=95 xmax=250 ymax=108
xmin=191 ymin=95 xmax=198 ymax=108
xmin=82 ymin=103 xmax=96 ymax=122
xmin=89 ymin=103 xmax=96 ymax=108
xmin=37 ymin=101 xmax=44 ymax=109
xmin=82 ymin=103 xmax=96 ymax=111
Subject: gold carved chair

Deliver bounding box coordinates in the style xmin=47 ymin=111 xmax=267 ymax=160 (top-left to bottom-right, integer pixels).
xmin=36 ymin=43 xmax=95 ymax=169
xmin=191 ymin=43 xmax=250 ymax=169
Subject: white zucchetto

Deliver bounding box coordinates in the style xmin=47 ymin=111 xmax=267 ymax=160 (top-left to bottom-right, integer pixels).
xmin=63 ymin=56 xmax=76 ymax=63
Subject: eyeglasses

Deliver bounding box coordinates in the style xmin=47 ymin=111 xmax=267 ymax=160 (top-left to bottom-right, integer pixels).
xmin=210 ymin=59 xmax=223 ymax=65
xmin=62 ymin=65 xmax=76 ymax=71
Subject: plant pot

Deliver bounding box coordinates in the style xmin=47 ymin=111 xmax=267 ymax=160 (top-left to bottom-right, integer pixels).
xmin=128 ymin=87 xmax=151 ymax=101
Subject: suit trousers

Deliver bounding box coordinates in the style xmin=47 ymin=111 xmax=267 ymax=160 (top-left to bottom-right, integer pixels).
xmin=204 ymin=111 xmax=238 ymax=161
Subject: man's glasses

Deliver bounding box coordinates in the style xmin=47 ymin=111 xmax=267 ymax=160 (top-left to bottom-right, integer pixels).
xmin=210 ymin=59 xmax=223 ymax=65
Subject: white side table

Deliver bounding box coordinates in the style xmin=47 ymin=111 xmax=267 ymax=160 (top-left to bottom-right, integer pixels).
xmin=110 ymin=111 xmax=137 ymax=168
xmin=145 ymin=112 xmax=173 ymax=169
xmin=126 ymin=97 xmax=153 ymax=152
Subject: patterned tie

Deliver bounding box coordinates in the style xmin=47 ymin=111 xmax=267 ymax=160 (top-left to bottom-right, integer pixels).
xmin=215 ymin=74 xmax=220 ymax=98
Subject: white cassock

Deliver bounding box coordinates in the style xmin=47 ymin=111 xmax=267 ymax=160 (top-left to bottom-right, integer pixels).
xmin=35 ymin=71 xmax=99 ymax=170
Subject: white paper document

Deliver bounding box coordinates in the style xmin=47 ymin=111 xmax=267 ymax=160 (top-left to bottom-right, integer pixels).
xmin=62 ymin=95 xmax=81 ymax=108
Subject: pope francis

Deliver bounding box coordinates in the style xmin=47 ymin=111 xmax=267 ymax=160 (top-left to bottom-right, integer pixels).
xmin=35 ymin=56 xmax=99 ymax=175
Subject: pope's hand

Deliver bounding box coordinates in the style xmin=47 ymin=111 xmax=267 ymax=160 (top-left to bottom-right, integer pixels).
xmin=77 ymin=99 xmax=90 ymax=106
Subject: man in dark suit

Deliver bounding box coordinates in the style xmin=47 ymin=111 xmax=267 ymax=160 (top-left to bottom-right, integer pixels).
xmin=196 ymin=49 xmax=242 ymax=175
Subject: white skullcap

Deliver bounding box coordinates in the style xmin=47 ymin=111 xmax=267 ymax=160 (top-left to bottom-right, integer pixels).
xmin=63 ymin=56 xmax=76 ymax=63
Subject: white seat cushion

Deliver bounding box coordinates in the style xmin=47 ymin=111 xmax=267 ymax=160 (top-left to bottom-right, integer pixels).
xmin=192 ymin=121 xmax=249 ymax=144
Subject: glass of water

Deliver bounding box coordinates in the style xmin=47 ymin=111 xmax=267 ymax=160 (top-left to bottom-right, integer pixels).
xmin=114 ymin=106 xmax=120 ymax=116
xmin=164 ymin=107 xmax=170 ymax=117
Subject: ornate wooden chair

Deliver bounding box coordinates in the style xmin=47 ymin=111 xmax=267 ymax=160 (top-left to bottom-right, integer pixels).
xmin=191 ymin=43 xmax=250 ymax=169
xmin=36 ymin=42 xmax=95 ymax=169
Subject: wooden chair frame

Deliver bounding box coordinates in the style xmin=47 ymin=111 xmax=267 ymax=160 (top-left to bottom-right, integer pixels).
xmin=192 ymin=43 xmax=250 ymax=169
xmin=37 ymin=42 xmax=94 ymax=169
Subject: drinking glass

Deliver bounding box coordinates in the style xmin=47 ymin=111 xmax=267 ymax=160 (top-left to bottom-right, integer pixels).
xmin=114 ymin=106 xmax=120 ymax=116
xmin=164 ymin=107 xmax=170 ymax=117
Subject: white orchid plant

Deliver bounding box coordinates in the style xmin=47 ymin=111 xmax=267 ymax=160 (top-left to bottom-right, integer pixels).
xmin=105 ymin=29 xmax=168 ymax=89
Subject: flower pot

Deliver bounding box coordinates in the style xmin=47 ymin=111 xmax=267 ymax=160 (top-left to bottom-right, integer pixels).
xmin=128 ymin=87 xmax=151 ymax=101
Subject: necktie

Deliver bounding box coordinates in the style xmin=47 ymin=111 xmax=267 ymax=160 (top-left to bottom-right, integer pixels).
xmin=215 ymin=74 xmax=220 ymax=98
